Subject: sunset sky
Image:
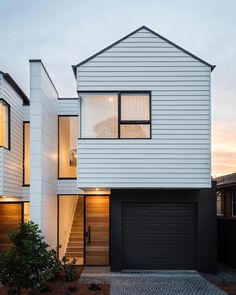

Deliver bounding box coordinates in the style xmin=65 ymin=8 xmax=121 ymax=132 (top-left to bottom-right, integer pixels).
xmin=0 ymin=0 xmax=235 ymax=177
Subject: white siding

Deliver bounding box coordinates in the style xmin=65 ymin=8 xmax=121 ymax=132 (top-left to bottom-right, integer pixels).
xmin=23 ymin=105 xmax=30 ymax=121
xmin=57 ymin=179 xmax=83 ymax=195
xmin=0 ymin=74 xmax=25 ymax=197
xmin=0 ymin=74 xmax=3 ymax=195
xmin=30 ymin=61 xmax=58 ymax=248
xmin=21 ymin=186 xmax=30 ymax=198
xmin=76 ymin=28 xmax=211 ymax=189
xmin=57 ymin=99 xmax=79 ymax=115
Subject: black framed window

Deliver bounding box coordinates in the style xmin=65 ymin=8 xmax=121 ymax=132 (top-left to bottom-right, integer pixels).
xmin=0 ymin=99 xmax=10 ymax=149
xmin=23 ymin=122 xmax=30 ymax=186
xmin=58 ymin=115 xmax=78 ymax=179
xmin=80 ymin=92 xmax=151 ymax=139
xmin=119 ymin=93 xmax=151 ymax=138
xmin=232 ymin=189 xmax=236 ymax=217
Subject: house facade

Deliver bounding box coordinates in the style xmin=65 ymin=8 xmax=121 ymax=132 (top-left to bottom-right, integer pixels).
xmin=0 ymin=26 xmax=217 ymax=273
xmin=215 ymin=173 xmax=236 ymax=267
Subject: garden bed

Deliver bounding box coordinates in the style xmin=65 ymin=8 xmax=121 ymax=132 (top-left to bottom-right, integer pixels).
xmin=0 ymin=267 xmax=110 ymax=295
xmin=210 ymin=280 xmax=236 ymax=295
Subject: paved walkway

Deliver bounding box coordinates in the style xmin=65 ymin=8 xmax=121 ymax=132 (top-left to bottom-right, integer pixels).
xmin=80 ymin=268 xmax=227 ymax=295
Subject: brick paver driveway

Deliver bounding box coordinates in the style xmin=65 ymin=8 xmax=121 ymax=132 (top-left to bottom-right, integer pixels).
xmin=80 ymin=269 xmax=227 ymax=295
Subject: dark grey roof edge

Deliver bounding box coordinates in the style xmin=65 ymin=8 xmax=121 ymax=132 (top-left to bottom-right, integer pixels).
xmin=72 ymin=25 xmax=215 ymax=78
xmin=0 ymin=71 xmax=30 ymax=105
xmin=29 ymin=59 xmax=59 ymax=97
xmin=214 ymin=172 xmax=236 ymax=187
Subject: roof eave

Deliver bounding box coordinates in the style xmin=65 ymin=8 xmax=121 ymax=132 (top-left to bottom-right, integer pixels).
xmin=72 ymin=25 xmax=215 ymax=73
xmin=0 ymin=71 xmax=30 ymax=105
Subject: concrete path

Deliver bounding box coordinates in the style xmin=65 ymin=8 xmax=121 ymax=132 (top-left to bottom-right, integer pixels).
xmin=79 ymin=268 xmax=227 ymax=295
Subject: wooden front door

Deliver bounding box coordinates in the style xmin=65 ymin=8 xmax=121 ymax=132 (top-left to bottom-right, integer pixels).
xmin=85 ymin=196 xmax=109 ymax=265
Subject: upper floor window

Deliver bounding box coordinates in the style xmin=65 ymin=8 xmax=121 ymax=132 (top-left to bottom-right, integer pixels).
xmin=23 ymin=122 xmax=30 ymax=185
xmin=0 ymin=99 xmax=10 ymax=149
xmin=216 ymin=190 xmax=224 ymax=216
xmin=58 ymin=116 xmax=78 ymax=179
xmin=232 ymin=189 xmax=236 ymax=217
xmin=80 ymin=92 xmax=151 ymax=139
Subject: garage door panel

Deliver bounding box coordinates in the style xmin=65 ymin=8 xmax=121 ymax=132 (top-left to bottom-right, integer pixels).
xmin=122 ymin=202 xmax=197 ymax=269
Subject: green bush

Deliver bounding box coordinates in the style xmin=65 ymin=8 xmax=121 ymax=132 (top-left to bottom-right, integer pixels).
xmin=61 ymin=256 xmax=77 ymax=281
xmin=0 ymin=221 xmax=60 ymax=295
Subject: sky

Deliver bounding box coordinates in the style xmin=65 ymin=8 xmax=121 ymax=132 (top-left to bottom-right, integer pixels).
xmin=0 ymin=0 xmax=235 ymax=177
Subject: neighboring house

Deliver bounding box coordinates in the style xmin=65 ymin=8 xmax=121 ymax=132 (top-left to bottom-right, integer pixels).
xmin=0 ymin=26 xmax=217 ymax=273
xmin=215 ymin=173 xmax=236 ymax=268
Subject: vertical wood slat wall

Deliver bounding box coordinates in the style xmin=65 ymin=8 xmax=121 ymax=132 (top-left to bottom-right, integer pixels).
xmin=0 ymin=203 xmax=22 ymax=251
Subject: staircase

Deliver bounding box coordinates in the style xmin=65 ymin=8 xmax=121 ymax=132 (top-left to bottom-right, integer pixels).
xmin=65 ymin=197 xmax=84 ymax=264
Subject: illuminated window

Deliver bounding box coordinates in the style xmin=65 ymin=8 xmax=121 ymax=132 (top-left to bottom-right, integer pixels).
xmin=80 ymin=92 xmax=151 ymax=139
xmin=81 ymin=94 xmax=118 ymax=138
xmin=23 ymin=122 xmax=30 ymax=185
xmin=0 ymin=99 xmax=10 ymax=149
xmin=59 ymin=116 xmax=78 ymax=178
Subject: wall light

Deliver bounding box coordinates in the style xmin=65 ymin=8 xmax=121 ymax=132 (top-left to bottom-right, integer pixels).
xmin=70 ymin=149 xmax=77 ymax=166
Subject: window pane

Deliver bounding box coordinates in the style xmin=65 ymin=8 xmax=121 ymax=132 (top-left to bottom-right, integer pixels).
xmin=0 ymin=101 xmax=9 ymax=148
xmin=59 ymin=116 xmax=78 ymax=178
xmin=24 ymin=123 xmax=30 ymax=185
xmin=233 ymin=190 xmax=236 ymax=216
xmin=120 ymin=124 xmax=150 ymax=138
xmin=121 ymin=94 xmax=150 ymax=121
xmin=233 ymin=203 xmax=236 ymax=217
xmin=81 ymin=94 xmax=118 ymax=138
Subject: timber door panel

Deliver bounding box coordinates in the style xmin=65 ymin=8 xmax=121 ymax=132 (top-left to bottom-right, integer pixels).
xmin=85 ymin=196 xmax=109 ymax=265
xmin=0 ymin=203 xmax=22 ymax=252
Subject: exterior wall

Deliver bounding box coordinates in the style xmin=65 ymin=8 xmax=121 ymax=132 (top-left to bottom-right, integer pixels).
xmin=76 ymin=28 xmax=211 ymax=189
xmin=57 ymin=98 xmax=79 ymax=115
xmin=0 ymin=73 xmax=25 ymax=197
xmin=30 ymin=60 xmax=58 ymax=248
xmin=23 ymin=105 xmax=30 ymax=121
xmin=110 ymin=183 xmax=217 ymax=273
xmin=218 ymin=218 xmax=236 ymax=268
xmin=57 ymin=179 xmax=83 ymax=195
xmin=0 ymin=74 xmax=2 ymax=195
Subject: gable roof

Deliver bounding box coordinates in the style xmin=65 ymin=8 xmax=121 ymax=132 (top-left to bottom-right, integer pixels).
xmin=0 ymin=71 xmax=30 ymax=105
xmin=72 ymin=25 xmax=215 ymax=77
xmin=214 ymin=172 xmax=236 ymax=188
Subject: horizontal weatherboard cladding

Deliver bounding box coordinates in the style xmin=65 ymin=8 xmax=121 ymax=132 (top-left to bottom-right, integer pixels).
xmin=76 ymin=27 xmax=211 ymax=189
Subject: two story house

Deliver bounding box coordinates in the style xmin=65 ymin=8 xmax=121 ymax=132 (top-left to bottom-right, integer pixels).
xmin=0 ymin=26 xmax=216 ymax=273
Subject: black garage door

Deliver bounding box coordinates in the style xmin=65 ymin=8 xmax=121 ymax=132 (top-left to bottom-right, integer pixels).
xmin=122 ymin=203 xmax=197 ymax=270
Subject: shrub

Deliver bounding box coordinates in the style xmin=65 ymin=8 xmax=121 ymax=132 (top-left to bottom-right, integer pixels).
xmin=0 ymin=221 xmax=60 ymax=295
xmin=60 ymin=256 xmax=77 ymax=281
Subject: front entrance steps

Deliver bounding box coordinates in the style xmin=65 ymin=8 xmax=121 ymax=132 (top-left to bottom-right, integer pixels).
xmin=65 ymin=197 xmax=84 ymax=265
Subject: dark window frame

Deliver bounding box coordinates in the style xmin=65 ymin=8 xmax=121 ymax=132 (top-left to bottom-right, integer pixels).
xmin=23 ymin=121 xmax=30 ymax=186
xmin=79 ymin=91 xmax=151 ymax=139
xmin=58 ymin=115 xmax=79 ymax=180
xmin=0 ymin=98 xmax=10 ymax=150
xmin=232 ymin=189 xmax=236 ymax=217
